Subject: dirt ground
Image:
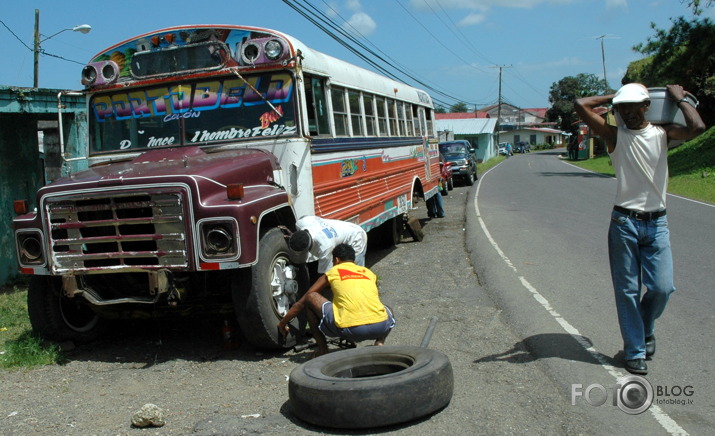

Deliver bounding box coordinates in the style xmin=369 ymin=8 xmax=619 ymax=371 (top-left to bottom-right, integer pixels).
xmin=1 ymin=189 xmax=594 ymax=435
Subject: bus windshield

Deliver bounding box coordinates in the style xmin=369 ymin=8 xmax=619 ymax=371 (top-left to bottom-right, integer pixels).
xmin=89 ymin=71 xmax=297 ymax=154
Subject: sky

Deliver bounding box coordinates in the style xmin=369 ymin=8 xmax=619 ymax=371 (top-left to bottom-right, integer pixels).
xmin=0 ymin=0 xmax=710 ymax=110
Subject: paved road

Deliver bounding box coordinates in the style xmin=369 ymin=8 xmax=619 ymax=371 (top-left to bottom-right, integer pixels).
xmin=471 ymin=149 xmax=715 ymax=435
xmin=4 ymin=150 xmax=712 ymax=435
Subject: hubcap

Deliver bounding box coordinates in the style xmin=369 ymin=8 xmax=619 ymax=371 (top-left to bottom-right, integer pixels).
xmin=270 ymin=256 xmax=300 ymax=316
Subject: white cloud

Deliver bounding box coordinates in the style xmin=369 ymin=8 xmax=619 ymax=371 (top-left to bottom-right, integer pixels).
xmin=345 ymin=0 xmax=362 ymax=12
xmin=411 ymin=0 xmax=582 ymax=27
xmin=344 ymin=12 xmax=377 ymax=36
xmin=458 ymin=13 xmax=487 ymax=26
xmin=605 ymin=0 xmax=628 ymax=11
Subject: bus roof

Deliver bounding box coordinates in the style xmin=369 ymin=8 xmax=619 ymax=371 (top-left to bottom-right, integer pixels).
xmin=87 ymin=24 xmax=433 ymax=108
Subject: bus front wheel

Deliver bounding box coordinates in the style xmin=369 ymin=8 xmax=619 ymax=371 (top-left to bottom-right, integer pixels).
xmin=233 ymin=228 xmax=308 ymax=349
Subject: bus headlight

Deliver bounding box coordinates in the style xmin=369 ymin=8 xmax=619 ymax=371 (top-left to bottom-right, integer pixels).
xmin=264 ymin=40 xmax=284 ymax=60
xmin=16 ymin=231 xmax=45 ymax=266
xmin=242 ymin=42 xmax=260 ymax=64
xmin=82 ymin=61 xmax=120 ymax=87
xmin=240 ymin=37 xmax=289 ymax=65
xmin=199 ymin=219 xmax=239 ymax=259
xmin=206 ymin=227 xmax=232 ymax=253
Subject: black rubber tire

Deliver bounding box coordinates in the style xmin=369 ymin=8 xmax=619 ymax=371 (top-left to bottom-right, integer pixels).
xmin=368 ymin=216 xmax=402 ymax=248
xmin=448 ymin=177 xmax=454 ymax=191
xmin=289 ymin=346 xmax=453 ymax=429
xmin=465 ymin=170 xmax=475 ymax=186
xmin=233 ymin=228 xmax=308 ymax=349
xmin=27 ymin=275 xmax=106 ymax=343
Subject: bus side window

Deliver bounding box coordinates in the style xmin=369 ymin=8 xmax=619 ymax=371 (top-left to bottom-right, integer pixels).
xmin=331 ymin=86 xmax=349 ymax=137
xmin=376 ymin=96 xmax=387 ymax=136
xmin=387 ymin=99 xmax=399 ymax=136
xmin=306 ymin=76 xmax=330 ymax=136
xmin=412 ymin=105 xmax=422 ymax=136
xmin=348 ymin=90 xmax=363 ymax=136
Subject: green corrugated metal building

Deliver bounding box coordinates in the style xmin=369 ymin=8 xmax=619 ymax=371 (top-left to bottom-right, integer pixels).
xmin=0 ymin=86 xmax=87 ymax=287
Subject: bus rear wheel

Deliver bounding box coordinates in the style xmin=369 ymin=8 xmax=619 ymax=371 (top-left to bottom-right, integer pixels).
xmin=233 ymin=228 xmax=308 ymax=349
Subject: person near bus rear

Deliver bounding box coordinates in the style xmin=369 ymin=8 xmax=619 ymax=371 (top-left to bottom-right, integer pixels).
xmin=278 ymin=243 xmax=395 ymax=357
xmin=574 ymin=83 xmax=705 ymax=375
xmin=289 ymin=216 xmax=368 ymax=274
xmin=427 ymin=189 xmax=445 ymax=218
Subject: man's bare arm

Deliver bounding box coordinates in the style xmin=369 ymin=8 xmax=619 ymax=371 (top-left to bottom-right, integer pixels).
xmin=663 ymin=85 xmax=706 ymax=143
xmin=574 ymin=94 xmax=618 ymax=153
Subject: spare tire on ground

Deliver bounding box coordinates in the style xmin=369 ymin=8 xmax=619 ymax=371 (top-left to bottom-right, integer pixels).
xmin=288 ymin=345 xmax=453 ymax=429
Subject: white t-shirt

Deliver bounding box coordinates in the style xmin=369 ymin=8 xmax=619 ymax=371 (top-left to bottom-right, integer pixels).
xmin=295 ymin=216 xmax=368 ymax=273
xmin=609 ymin=123 xmax=669 ymax=212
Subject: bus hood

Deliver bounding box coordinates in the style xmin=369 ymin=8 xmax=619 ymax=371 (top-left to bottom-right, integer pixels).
xmin=47 ymin=147 xmax=280 ymax=190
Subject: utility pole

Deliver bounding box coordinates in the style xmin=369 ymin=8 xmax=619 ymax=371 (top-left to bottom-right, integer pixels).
xmin=33 ymin=9 xmax=40 ymax=88
xmin=597 ymin=35 xmax=608 ymax=93
xmin=491 ymin=65 xmax=512 ymax=147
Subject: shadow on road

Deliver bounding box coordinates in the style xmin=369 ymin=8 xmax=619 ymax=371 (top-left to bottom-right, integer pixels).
xmin=538 ymin=171 xmax=612 ymax=178
xmin=473 ymin=333 xmax=615 ymax=367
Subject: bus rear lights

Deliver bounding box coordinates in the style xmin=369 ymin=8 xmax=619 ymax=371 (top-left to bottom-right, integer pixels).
xmin=82 ymin=61 xmax=120 ymax=87
xmin=227 ymin=183 xmax=244 ymax=200
xmin=240 ymin=37 xmax=288 ymax=65
xmin=17 ymin=232 xmax=45 ymax=265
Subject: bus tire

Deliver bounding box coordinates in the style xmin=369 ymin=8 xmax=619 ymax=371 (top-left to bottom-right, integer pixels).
xmin=369 ymin=216 xmax=402 ymax=248
xmin=289 ymin=346 xmax=453 ymax=429
xmin=233 ymin=228 xmax=308 ymax=350
xmin=27 ymin=275 xmax=106 ymax=344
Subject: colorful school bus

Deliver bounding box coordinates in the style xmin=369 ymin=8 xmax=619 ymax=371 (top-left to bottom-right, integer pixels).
xmin=12 ymin=25 xmax=440 ymax=349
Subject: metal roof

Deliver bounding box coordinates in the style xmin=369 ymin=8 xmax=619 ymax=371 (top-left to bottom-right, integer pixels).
xmin=436 ymin=118 xmax=497 ymax=135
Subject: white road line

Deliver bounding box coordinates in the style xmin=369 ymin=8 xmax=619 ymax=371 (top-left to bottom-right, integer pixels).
xmin=473 ymin=163 xmax=688 ymax=435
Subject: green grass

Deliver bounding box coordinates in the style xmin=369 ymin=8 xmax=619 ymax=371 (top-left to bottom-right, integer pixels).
xmin=570 ymin=126 xmax=715 ymax=205
xmin=0 ymin=280 xmax=62 ymax=369
xmin=478 ymin=154 xmax=506 ymax=174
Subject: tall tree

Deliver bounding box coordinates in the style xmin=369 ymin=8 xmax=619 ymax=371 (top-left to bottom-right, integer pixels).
xmin=623 ymin=17 xmax=715 ymax=125
xmin=546 ymin=73 xmax=606 ymax=132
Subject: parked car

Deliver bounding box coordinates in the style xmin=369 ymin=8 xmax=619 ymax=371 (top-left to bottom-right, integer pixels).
xmin=439 ymin=153 xmax=454 ymax=193
xmin=514 ymin=141 xmax=531 ymax=153
xmin=438 ymin=140 xmax=478 ymax=186
xmin=498 ymin=142 xmax=512 ymax=156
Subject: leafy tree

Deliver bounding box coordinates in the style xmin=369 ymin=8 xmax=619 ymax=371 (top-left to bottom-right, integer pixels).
xmin=623 ymin=17 xmax=715 ymax=125
xmin=434 ymin=105 xmax=446 ymax=114
xmin=682 ymin=0 xmax=713 ymax=15
xmin=546 ymin=73 xmax=607 ymax=132
xmin=449 ymin=101 xmax=468 ymax=113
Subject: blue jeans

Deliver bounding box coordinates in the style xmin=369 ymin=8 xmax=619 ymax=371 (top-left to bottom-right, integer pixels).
xmin=427 ymin=192 xmax=444 ymax=218
xmin=608 ymin=210 xmax=675 ymax=360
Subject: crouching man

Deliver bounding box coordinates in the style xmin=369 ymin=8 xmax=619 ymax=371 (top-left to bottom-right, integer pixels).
xmin=277 ymin=243 xmax=395 ymax=357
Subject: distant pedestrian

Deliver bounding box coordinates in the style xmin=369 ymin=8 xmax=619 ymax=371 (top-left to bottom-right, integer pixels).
xmin=575 ymin=83 xmax=705 ymax=375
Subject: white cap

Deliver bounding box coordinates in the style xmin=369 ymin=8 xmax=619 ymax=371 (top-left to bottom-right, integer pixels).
xmin=612 ymin=83 xmax=650 ymax=104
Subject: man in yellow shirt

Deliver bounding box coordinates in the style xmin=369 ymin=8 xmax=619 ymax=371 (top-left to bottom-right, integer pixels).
xmin=277 ymin=243 xmax=395 ymax=357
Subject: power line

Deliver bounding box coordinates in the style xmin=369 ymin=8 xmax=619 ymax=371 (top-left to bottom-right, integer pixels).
xmin=283 ymin=0 xmax=470 ymax=106
xmin=0 ymin=18 xmax=86 ymax=66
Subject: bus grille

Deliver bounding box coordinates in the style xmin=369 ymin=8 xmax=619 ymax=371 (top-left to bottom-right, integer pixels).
xmin=46 ymin=191 xmax=188 ymax=273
